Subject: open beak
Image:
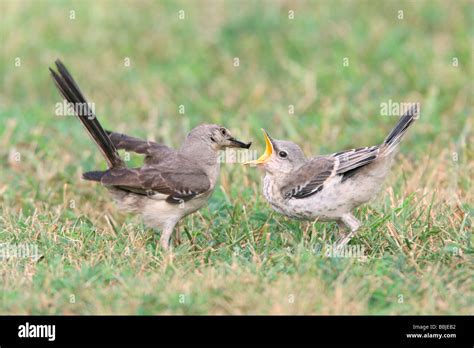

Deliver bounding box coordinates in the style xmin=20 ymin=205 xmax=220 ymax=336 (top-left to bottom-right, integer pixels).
xmin=228 ymin=137 xmax=252 ymax=149
xmin=244 ymin=129 xmax=273 ymax=165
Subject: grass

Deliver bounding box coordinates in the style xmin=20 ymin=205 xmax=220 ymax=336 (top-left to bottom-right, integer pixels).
xmin=0 ymin=0 xmax=472 ymax=314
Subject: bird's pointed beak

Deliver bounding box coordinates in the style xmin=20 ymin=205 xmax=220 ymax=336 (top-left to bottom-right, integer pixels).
xmin=244 ymin=129 xmax=273 ymax=165
xmin=227 ymin=137 xmax=252 ymax=149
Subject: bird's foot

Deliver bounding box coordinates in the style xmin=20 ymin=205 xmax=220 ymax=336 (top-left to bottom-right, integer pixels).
xmin=335 ymin=213 xmax=361 ymax=251
xmin=335 ymin=230 xmax=357 ymax=251
xmin=160 ymin=237 xmax=170 ymax=250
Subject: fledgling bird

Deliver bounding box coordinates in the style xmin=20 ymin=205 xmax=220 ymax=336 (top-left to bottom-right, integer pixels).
xmin=49 ymin=59 xmax=251 ymax=249
xmin=245 ymin=105 xmax=418 ymax=248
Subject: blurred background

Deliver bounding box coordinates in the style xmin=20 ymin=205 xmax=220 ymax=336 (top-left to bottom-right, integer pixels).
xmin=1 ymin=0 xmax=472 ymax=211
xmin=1 ymin=0 xmax=472 ymax=186
xmin=0 ymin=0 xmax=472 ymax=314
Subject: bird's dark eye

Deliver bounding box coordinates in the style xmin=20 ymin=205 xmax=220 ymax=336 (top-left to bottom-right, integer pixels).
xmin=278 ymin=151 xmax=288 ymax=158
xmin=220 ymin=128 xmax=227 ymax=135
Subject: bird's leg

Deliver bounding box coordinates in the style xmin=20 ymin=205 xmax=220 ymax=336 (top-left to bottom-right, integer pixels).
xmin=175 ymin=224 xmax=182 ymax=246
xmin=336 ymin=220 xmax=346 ymax=231
xmin=160 ymin=222 xmax=177 ymax=250
xmin=335 ymin=213 xmax=361 ymax=250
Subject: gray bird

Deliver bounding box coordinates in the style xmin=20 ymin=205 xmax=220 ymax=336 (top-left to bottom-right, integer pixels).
xmin=245 ymin=105 xmax=418 ymax=248
xmin=49 ymin=60 xmax=251 ymax=249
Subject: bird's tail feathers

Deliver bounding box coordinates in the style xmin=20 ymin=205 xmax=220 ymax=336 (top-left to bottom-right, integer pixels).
xmin=49 ymin=59 xmax=124 ymax=169
xmin=82 ymin=170 xmax=107 ymax=182
xmin=382 ymin=103 xmax=419 ymax=155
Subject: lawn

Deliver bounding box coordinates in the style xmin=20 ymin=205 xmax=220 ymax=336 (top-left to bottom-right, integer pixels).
xmin=0 ymin=0 xmax=472 ymax=314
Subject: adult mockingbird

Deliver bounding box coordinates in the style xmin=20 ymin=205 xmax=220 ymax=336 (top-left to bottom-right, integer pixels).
xmin=50 ymin=60 xmax=251 ymax=249
xmin=245 ymin=105 xmax=418 ymax=248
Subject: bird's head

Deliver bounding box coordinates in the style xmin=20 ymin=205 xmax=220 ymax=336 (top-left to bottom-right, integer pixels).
xmin=244 ymin=129 xmax=306 ymax=174
xmin=184 ymin=124 xmax=252 ymax=152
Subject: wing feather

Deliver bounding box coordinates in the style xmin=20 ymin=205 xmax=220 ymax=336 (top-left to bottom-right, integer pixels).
xmin=333 ymin=145 xmax=380 ymax=181
xmin=280 ymin=157 xmax=335 ymax=199
xmin=99 ymin=155 xmax=211 ymax=204
xmin=281 ymin=145 xmax=381 ymax=200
